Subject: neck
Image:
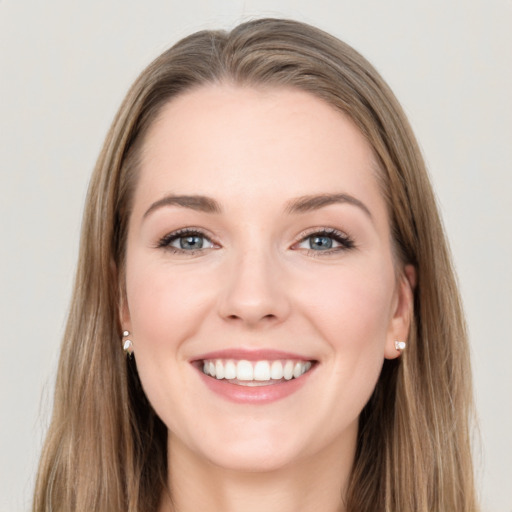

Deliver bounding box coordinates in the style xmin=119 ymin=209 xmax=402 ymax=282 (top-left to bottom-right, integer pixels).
xmin=159 ymin=430 xmax=356 ymax=512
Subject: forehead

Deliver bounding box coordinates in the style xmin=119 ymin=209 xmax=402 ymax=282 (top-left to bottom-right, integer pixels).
xmin=135 ymin=84 xmax=386 ymax=219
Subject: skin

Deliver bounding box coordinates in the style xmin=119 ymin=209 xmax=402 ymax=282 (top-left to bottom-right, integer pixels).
xmin=121 ymin=85 xmax=414 ymax=512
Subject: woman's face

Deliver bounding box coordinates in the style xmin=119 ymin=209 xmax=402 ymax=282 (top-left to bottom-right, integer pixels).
xmin=122 ymin=85 xmax=413 ymax=472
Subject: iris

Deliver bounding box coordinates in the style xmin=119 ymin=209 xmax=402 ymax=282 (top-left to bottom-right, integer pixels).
xmin=309 ymin=235 xmax=333 ymax=250
xmin=180 ymin=235 xmax=204 ymax=250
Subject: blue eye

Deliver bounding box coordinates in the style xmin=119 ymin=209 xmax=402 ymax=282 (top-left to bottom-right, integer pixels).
xmin=295 ymin=229 xmax=354 ymax=253
xmin=308 ymin=235 xmax=334 ymax=250
xmin=157 ymin=229 xmax=215 ymax=253
xmin=177 ymin=235 xmax=205 ymax=250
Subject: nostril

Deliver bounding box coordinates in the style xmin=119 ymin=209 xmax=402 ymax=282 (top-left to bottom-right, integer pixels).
xmin=226 ymin=313 xmax=278 ymax=323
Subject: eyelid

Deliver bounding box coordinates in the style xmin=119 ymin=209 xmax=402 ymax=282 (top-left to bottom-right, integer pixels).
xmin=291 ymin=227 xmax=355 ymax=252
xmin=156 ymin=227 xmax=218 ymax=252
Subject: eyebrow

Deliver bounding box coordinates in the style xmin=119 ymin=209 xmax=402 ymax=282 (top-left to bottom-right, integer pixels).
xmin=285 ymin=193 xmax=372 ymax=219
xmin=143 ymin=194 xmax=222 ymax=218
xmin=143 ymin=192 xmax=372 ymax=219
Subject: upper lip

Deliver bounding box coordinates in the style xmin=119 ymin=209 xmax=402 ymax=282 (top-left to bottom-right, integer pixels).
xmin=191 ymin=348 xmax=315 ymax=362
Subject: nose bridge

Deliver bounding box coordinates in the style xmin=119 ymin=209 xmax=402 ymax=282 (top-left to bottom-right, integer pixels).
xmin=218 ymin=236 xmax=289 ymax=326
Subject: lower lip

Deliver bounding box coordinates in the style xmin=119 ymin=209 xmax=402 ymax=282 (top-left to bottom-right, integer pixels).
xmin=195 ymin=366 xmax=315 ymax=404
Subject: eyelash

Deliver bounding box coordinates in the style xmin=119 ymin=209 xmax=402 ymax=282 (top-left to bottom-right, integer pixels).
xmin=156 ymin=228 xmax=214 ymax=255
xmin=156 ymin=227 xmax=355 ymax=255
xmin=295 ymin=227 xmax=355 ymax=255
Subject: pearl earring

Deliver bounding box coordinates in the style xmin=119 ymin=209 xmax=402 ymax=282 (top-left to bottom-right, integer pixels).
xmin=122 ymin=330 xmax=133 ymax=354
xmin=395 ymin=340 xmax=407 ymax=352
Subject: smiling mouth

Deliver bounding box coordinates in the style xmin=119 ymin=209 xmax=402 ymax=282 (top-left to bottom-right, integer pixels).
xmin=200 ymin=359 xmax=314 ymax=386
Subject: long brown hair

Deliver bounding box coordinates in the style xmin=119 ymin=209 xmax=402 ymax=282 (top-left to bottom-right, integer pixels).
xmin=33 ymin=18 xmax=478 ymax=511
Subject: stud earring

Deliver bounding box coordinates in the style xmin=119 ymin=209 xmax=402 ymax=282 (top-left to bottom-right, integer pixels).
xmin=122 ymin=330 xmax=133 ymax=355
xmin=395 ymin=340 xmax=407 ymax=352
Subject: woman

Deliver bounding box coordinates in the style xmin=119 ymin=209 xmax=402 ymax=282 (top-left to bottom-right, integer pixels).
xmin=33 ymin=18 xmax=478 ymax=512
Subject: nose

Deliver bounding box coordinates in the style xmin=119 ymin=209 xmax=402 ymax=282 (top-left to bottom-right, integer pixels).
xmin=217 ymin=247 xmax=291 ymax=328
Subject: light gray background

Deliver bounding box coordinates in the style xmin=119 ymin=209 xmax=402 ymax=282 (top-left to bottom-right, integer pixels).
xmin=1 ymin=1 xmax=510 ymax=511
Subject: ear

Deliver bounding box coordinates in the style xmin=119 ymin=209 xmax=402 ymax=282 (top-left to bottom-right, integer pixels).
xmin=384 ymin=264 xmax=416 ymax=360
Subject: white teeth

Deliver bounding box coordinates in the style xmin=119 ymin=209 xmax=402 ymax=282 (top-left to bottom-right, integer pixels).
xmin=283 ymin=361 xmax=294 ymax=380
xmin=201 ymin=358 xmax=314 ymax=383
xmin=254 ymin=361 xmax=270 ymax=381
xmin=293 ymin=362 xmax=302 ymax=378
xmin=271 ymin=360 xmax=283 ymax=379
xmin=237 ymin=360 xmax=254 ymax=381
xmin=215 ymin=360 xmax=225 ymax=379
xmin=224 ymin=360 xmax=236 ymax=379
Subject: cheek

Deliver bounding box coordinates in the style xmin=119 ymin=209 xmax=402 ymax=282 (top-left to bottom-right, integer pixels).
xmin=297 ymin=262 xmax=396 ymax=430
xmin=123 ymin=256 xmax=216 ymax=426
xmin=299 ymin=259 xmax=395 ymax=354
xmin=125 ymin=257 xmax=214 ymax=347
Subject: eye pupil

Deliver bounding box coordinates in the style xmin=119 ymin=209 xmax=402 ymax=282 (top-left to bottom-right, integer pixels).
xmin=180 ymin=235 xmax=204 ymax=250
xmin=309 ymin=235 xmax=333 ymax=250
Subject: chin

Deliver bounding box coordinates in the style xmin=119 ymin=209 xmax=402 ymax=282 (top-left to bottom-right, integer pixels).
xmin=204 ymin=442 xmax=300 ymax=473
xmin=172 ymin=421 xmax=308 ymax=473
